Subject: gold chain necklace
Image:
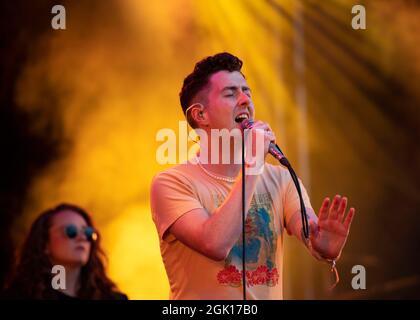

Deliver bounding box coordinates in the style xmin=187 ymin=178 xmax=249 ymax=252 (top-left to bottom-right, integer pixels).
xmin=195 ymin=158 xmax=236 ymax=183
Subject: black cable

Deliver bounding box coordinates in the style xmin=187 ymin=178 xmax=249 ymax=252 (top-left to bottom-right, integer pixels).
xmin=274 ymin=143 xmax=309 ymax=238
xmin=241 ymin=129 xmax=246 ymax=300
xmin=288 ymin=165 xmax=309 ymax=239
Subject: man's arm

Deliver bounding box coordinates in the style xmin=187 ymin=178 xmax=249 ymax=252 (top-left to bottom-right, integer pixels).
xmin=285 ymin=207 xmax=325 ymax=260
xmin=168 ymin=173 xmax=259 ymax=261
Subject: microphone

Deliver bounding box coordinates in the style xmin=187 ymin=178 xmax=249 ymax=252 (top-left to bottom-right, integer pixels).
xmin=240 ymin=119 xmax=291 ymax=167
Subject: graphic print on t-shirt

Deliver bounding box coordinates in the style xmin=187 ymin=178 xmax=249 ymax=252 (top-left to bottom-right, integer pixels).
xmin=212 ymin=193 xmax=280 ymax=287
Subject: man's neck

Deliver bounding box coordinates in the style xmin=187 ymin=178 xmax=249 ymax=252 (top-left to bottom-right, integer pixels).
xmin=197 ymin=146 xmax=241 ymax=178
xmin=200 ymin=161 xmax=241 ymax=178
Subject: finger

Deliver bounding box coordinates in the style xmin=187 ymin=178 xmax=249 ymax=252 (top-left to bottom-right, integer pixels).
xmin=252 ymin=121 xmax=271 ymax=133
xmin=337 ymin=197 xmax=348 ymax=222
xmin=343 ymin=208 xmax=355 ymax=231
xmin=265 ymin=131 xmax=276 ymax=142
xmin=329 ymin=195 xmax=342 ymax=220
xmin=318 ymin=197 xmax=330 ymax=220
xmin=251 ymin=120 xmax=267 ymax=129
xmin=251 ymin=126 xmax=269 ymax=140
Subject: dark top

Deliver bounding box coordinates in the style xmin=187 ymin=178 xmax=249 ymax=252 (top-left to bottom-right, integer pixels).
xmin=1 ymin=286 xmax=128 ymax=300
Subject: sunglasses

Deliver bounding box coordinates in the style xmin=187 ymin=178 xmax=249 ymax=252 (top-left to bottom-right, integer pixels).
xmin=63 ymin=224 xmax=98 ymax=242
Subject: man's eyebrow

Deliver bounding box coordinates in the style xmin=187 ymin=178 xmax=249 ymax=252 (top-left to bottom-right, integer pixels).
xmin=221 ymin=86 xmax=251 ymax=92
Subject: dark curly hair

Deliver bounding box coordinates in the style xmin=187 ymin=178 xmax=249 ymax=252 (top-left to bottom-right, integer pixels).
xmin=4 ymin=203 xmax=125 ymax=299
xmin=179 ymin=52 xmax=244 ymax=127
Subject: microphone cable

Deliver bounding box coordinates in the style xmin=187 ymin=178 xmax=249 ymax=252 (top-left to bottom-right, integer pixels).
xmin=241 ymin=128 xmax=247 ymax=300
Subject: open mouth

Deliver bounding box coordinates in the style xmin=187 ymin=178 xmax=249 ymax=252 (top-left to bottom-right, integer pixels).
xmin=234 ymin=113 xmax=250 ymax=123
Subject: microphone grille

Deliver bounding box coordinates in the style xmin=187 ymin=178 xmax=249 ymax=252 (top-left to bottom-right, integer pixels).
xmin=240 ymin=119 xmax=254 ymax=129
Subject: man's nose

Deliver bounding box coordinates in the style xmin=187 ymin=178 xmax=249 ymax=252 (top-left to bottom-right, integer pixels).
xmin=238 ymin=90 xmax=251 ymax=106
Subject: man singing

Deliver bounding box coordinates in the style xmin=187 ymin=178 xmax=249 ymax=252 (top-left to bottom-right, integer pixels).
xmin=150 ymin=52 xmax=355 ymax=299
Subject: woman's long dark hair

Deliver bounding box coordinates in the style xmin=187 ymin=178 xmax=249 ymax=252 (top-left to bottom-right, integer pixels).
xmin=5 ymin=203 xmax=123 ymax=299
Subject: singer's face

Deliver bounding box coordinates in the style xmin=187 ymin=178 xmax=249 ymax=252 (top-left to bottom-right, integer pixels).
xmin=204 ymin=71 xmax=254 ymax=130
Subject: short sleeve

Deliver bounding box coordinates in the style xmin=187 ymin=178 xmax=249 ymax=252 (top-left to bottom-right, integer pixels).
xmin=150 ymin=171 xmax=204 ymax=241
xmin=282 ymin=171 xmax=313 ymax=233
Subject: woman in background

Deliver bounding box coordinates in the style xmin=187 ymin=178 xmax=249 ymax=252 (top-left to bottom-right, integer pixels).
xmin=3 ymin=203 xmax=127 ymax=299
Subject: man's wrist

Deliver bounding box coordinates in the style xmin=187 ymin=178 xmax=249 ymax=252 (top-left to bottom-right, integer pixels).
xmin=319 ymin=251 xmax=341 ymax=262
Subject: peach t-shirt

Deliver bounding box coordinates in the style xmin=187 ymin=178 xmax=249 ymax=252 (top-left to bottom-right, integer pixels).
xmin=150 ymin=161 xmax=312 ymax=299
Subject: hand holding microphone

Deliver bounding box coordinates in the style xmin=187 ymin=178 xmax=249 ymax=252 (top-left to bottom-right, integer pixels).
xmin=239 ymin=119 xmax=291 ymax=168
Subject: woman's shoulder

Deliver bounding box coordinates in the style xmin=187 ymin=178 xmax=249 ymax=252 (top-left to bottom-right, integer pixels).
xmin=107 ymin=291 xmax=128 ymax=300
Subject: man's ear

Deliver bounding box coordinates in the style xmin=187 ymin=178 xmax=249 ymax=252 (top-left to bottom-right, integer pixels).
xmin=190 ymin=104 xmax=209 ymax=127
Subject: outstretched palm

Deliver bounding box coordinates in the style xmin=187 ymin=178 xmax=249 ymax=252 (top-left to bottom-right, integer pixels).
xmin=310 ymin=195 xmax=355 ymax=260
